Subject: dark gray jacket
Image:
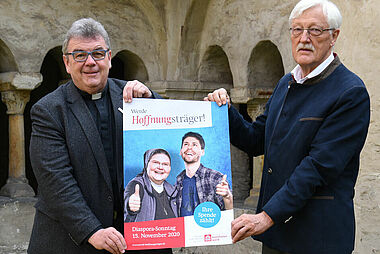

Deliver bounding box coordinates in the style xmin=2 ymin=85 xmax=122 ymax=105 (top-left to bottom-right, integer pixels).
xmin=28 ymin=78 xmax=159 ymax=254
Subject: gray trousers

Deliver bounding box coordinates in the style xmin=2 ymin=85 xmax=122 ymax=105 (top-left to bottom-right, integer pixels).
xmin=262 ymin=244 xmax=291 ymax=254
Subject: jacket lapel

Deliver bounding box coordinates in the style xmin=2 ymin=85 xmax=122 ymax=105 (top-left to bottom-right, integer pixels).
xmin=108 ymin=79 xmax=124 ymax=204
xmin=65 ymin=81 xmax=113 ymax=192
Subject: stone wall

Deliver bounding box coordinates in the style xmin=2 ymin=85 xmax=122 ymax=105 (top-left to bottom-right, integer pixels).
xmin=0 ymin=0 xmax=379 ymax=253
xmin=334 ymin=1 xmax=380 ymax=253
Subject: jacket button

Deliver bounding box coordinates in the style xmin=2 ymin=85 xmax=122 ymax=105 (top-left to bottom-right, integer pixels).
xmin=268 ymin=168 xmax=273 ymax=174
xmin=108 ymin=196 xmax=112 ymax=202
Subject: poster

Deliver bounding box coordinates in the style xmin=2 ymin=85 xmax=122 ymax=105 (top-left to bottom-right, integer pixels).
xmin=123 ymin=98 xmax=233 ymax=250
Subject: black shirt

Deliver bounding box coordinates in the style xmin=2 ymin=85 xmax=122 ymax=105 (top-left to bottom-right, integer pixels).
xmin=152 ymin=188 xmax=175 ymax=220
xmin=76 ymin=83 xmax=122 ymax=230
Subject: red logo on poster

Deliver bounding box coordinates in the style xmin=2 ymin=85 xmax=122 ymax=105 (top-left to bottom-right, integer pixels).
xmin=204 ymin=234 xmax=212 ymax=242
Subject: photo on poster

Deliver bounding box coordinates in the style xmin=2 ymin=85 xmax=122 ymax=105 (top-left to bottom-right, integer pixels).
xmin=123 ymin=98 xmax=233 ymax=250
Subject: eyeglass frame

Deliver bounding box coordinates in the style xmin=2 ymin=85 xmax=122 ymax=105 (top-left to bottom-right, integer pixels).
xmin=289 ymin=27 xmax=335 ymax=37
xmin=64 ymin=48 xmax=110 ymax=62
xmin=149 ymin=160 xmax=171 ymax=169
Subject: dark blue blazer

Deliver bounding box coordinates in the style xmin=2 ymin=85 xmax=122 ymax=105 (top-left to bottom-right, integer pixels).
xmin=229 ymin=57 xmax=370 ymax=254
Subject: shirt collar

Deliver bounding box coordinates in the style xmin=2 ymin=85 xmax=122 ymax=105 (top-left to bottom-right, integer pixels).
xmin=76 ymin=82 xmax=108 ymax=101
xmin=150 ymin=180 xmax=164 ymax=193
xmin=291 ymin=52 xmax=335 ymax=84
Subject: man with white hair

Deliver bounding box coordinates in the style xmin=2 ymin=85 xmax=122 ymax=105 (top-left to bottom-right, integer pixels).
xmin=205 ymin=0 xmax=370 ymax=253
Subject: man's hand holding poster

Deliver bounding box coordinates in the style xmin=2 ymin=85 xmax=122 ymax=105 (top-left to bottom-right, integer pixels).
xmin=123 ymin=98 xmax=233 ymax=250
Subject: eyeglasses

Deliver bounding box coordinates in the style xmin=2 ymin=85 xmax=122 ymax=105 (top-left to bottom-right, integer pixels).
xmin=150 ymin=160 xmax=170 ymax=169
xmin=64 ymin=49 xmax=110 ymax=62
xmin=289 ymin=27 xmax=335 ymax=37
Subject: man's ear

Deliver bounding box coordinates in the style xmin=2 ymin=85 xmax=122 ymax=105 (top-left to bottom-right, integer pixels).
xmin=331 ymin=29 xmax=340 ymax=47
xmin=108 ymin=50 xmax=112 ymax=69
xmin=201 ymin=149 xmax=205 ymax=156
xmin=62 ymin=55 xmax=71 ymax=74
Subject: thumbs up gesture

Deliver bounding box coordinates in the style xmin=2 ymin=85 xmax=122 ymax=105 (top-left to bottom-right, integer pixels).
xmin=216 ymin=174 xmax=233 ymax=209
xmin=129 ymin=184 xmax=141 ymax=212
xmin=216 ymin=175 xmax=231 ymax=198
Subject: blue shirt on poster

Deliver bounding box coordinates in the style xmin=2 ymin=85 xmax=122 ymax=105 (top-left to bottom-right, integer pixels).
xmin=180 ymin=175 xmax=199 ymax=216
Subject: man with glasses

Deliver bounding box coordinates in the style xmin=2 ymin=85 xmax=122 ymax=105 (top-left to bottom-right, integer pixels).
xmin=28 ymin=18 xmax=161 ymax=254
xmin=206 ymin=0 xmax=370 ymax=253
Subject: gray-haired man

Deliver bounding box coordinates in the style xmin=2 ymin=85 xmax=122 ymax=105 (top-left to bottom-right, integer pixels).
xmin=206 ymin=0 xmax=370 ymax=253
xmin=28 ymin=18 xmax=160 ymax=254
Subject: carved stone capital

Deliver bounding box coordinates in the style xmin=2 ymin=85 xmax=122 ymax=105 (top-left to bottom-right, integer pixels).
xmin=247 ymin=99 xmax=267 ymax=119
xmin=1 ymin=90 xmax=30 ymax=115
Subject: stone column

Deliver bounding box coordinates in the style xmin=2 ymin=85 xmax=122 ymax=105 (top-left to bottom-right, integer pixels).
xmin=0 ymin=72 xmax=42 ymax=198
xmin=0 ymin=90 xmax=34 ymax=197
xmin=243 ymin=100 xmax=266 ymax=208
xmin=229 ymin=87 xmax=273 ymax=208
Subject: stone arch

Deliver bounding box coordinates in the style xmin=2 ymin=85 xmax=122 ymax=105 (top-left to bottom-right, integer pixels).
xmin=248 ymin=40 xmax=284 ymax=90
xmin=0 ymin=39 xmax=18 ymax=190
xmin=178 ymin=0 xmax=211 ymax=80
xmin=242 ymin=40 xmax=284 ymax=207
xmin=109 ymin=50 xmax=149 ymax=82
xmin=24 ymin=46 xmax=69 ymax=192
xmin=130 ymin=0 xmax=167 ymax=79
xmin=0 ymin=39 xmax=18 ymax=73
xmin=198 ymin=45 xmax=233 ymax=89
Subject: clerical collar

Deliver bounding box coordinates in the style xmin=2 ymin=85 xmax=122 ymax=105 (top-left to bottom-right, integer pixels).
xmin=91 ymin=92 xmax=102 ymax=100
xmin=76 ymin=82 xmax=108 ymax=100
xmin=150 ymin=180 xmax=164 ymax=193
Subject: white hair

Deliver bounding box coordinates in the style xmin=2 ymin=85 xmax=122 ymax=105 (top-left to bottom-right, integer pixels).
xmin=289 ymin=0 xmax=342 ymax=29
